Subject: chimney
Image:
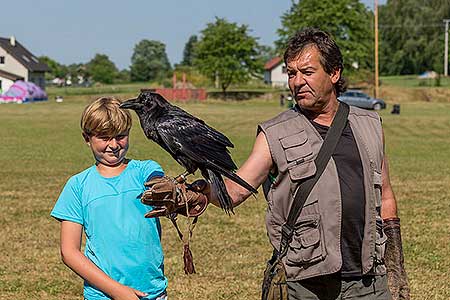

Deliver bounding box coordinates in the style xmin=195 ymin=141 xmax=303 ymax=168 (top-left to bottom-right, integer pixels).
xmin=10 ymin=36 xmax=16 ymax=47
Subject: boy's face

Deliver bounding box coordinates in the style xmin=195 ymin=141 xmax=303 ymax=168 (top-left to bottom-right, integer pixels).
xmin=84 ymin=132 xmax=129 ymax=167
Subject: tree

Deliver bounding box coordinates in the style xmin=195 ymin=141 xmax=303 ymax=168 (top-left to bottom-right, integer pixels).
xmin=38 ymin=56 xmax=67 ymax=79
xmin=379 ymin=0 xmax=450 ymax=75
xmin=276 ymin=0 xmax=373 ymax=76
xmin=130 ymin=40 xmax=171 ymax=82
xmin=86 ymin=54 xmax=118 ymax=84
xmin=181 ymin=35 xmax=198 ymax=66
xmin=193 ymin=17 xmax=263 ymax=93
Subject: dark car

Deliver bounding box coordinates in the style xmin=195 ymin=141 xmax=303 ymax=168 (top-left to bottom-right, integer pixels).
xmin=338 ymin=90 xmax=386 ymax=110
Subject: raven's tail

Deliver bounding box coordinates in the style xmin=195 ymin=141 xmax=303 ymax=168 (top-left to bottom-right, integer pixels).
xmin=207 ymin=169 xmax=234 ymax=215
xmin=207 ymin=162 xmax=258 ymax=194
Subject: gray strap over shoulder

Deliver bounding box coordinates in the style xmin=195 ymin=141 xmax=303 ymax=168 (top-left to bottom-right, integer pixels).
xmin=279 ymin=102 xmax=350 ymax=256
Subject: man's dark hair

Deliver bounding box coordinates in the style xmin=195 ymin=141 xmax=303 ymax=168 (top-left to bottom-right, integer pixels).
xmin=284 ymin=28 xmax=346 ymax=96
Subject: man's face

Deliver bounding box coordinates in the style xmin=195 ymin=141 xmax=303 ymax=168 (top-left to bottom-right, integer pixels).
xmin=85 ymin=132 xmax=129 ymax=167
xmin=287 ymin=46 xmax=340 ymax=112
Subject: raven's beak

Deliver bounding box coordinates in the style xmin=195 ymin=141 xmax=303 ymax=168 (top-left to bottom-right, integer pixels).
xmin=120 ymin=98 xmax=142 ymax=110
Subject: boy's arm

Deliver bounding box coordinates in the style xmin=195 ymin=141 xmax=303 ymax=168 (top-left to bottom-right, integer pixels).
xmin=60 ymin=221 xmax=148 ymax=300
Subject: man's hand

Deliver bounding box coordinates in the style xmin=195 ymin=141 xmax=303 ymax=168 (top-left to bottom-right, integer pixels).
xmin=384 ymin=217 xmax=410 ymax=300
xmin=141 ymin=176 xmax=209 ymax=218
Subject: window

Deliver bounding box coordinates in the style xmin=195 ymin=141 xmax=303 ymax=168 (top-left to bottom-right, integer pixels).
xmin=22 ymin=55 xmax=30 ymax=62
xmin=0 ymin=56 xmax=4 ymax=64
xmin=282 ymin=66 xmax=287 ymax=74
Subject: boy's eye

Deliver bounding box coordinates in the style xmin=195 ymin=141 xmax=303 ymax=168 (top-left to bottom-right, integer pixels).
xmin=116 ymin=135 xmax=127 ymax=140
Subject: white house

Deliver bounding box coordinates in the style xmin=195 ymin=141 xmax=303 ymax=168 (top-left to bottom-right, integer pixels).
xmin=264 ymin=57 xmax=288 ymax=88
xmin=0 ymin=36 xmax=49 ymax=92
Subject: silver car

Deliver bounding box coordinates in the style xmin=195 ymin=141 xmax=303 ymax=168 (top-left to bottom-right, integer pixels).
xmin=338 ymin=90 xmax=386 ymax=110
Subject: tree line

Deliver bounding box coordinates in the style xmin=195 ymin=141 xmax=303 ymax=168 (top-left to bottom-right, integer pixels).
xmin=41 ymin=0 xmax=450 ymax=91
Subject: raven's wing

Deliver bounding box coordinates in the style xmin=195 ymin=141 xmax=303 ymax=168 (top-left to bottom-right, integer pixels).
xmin=155 ymin=113 xmax=258 ymax=194
xmin=155 ymin=113 xmax=237 ymax=171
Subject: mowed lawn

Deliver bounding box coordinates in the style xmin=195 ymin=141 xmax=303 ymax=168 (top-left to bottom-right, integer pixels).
xmin=0 ymin=95 xmax=449 ymax=299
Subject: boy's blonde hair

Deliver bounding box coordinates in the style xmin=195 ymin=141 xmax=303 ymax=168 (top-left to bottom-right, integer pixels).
xmin=81 ymin=97 xmax=132 ymax=137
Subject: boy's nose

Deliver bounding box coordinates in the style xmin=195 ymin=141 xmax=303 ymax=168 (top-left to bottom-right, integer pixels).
xmin=108 ymin=138 xmax=119 ymax=149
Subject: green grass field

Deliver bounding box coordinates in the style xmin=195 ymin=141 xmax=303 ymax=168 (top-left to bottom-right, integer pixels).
xmin=1 ymin=92 xmax=449 ymax=299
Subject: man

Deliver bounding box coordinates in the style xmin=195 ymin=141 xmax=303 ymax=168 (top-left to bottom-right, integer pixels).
xmin=149 ymin=28 xmax=410 ymax=300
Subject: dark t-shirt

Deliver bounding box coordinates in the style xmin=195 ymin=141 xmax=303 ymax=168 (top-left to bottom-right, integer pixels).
xmin=310 ymin=120 xmax=366 ymax=277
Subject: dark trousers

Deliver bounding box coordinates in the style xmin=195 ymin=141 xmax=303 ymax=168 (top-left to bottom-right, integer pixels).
xmin=287 ymin=274 xmax=392 ymax=300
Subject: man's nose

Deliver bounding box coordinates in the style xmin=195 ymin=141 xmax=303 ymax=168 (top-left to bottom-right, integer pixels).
xmin=293 ymin=73 xmax=306 ymax=86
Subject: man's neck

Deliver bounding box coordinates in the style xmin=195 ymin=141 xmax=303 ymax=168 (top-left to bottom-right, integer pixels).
xmin=299 ymin=99 xmax=339 ymax=127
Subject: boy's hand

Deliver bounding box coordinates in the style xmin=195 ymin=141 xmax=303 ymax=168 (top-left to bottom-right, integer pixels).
xmin=111 ymin=285 xmax=148 ymax=300
xmin=141 ymin=176 xmax=208 ymax=218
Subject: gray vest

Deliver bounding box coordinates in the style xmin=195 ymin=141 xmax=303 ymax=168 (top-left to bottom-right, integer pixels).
xmin=259 ymin=105 xmax=387 ymax=281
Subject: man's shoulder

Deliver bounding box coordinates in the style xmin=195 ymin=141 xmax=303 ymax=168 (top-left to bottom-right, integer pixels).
xmin=260 ymin=109 xmax=300 ymax=130
xmin=348 ymin=105 xmax=381 ymax=121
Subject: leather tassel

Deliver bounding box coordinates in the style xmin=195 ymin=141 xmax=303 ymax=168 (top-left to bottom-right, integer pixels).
xmin=183 ymin=243 xmax=196 ymax=274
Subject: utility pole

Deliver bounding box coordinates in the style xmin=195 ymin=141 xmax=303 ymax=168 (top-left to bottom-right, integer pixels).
xmin=444 ymin=19 xmax=450 ymax=77
xmin=374 ymin=0 xmax=379 ymax=98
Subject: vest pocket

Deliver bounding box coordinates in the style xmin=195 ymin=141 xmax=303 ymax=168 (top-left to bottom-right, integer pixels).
xmin=286 ymin=215 xmax=326 ymax=266
xmin=375 ymin=217 xmax=387 ymax=263
xmin=279 ymin=131 xmax=316 ymax=181
xmin=373 ymin=170 xmax=382 ymax=207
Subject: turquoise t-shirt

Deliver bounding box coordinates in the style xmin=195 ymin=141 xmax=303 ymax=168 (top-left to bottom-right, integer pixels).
xmin=51 ymin=159 xmax=167 ymax=300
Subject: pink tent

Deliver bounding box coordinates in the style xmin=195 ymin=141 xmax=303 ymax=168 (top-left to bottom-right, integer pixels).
xmin=0 ymin=80 xmax=47 ymax=103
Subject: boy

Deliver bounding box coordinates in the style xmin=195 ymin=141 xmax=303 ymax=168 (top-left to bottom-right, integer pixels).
xmin=51 ymin=97 xmax=168 ymax=300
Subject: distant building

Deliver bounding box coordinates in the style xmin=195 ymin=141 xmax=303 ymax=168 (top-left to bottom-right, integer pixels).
xmin=0 ymin=36 xmax=49 ymax=92
xmin=264 ymin=57 xmax=288 ymax=88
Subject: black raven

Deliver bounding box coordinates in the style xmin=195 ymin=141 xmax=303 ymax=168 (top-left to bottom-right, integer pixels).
xmin=120 ymin=90 xmax=257 ymax=214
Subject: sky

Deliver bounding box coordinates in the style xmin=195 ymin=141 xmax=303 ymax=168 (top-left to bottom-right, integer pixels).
xmin=0 ymin=0 xmax=385 ymax=70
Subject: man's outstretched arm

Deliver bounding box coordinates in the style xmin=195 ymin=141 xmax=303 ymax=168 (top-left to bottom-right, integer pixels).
xmin=211 ymin=131 xmax=273 ymax=208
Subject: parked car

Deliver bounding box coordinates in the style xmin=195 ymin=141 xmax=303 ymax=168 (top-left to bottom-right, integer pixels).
xmin=338 ymin=90 xmax=386 ymax=110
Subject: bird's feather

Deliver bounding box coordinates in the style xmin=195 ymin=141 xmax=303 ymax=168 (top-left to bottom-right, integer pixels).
xmin=120 ymin=91 xmax=257 ymax=213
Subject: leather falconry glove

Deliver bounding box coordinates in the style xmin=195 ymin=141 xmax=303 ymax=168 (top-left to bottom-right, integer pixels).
xmin=383 ymin=217 xmax=410 ymax=300
xmin=141 ymin=176 xmax=209 ymax=275
xmin=141 ymin=176 xmax=209 ymax=218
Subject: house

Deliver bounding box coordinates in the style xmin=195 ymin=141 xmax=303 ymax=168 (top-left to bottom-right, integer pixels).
xmin=0 ymin=36 xmax=49 ymax=92
xmin=264 ymin=57 xmax=288 ymax=88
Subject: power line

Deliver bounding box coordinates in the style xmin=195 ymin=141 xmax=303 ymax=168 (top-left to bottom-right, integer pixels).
xmin=379 ymin=24 xmax=444 ymax=28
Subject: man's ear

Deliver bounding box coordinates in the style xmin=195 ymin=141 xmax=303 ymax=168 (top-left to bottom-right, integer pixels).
xmin=330 ymin=68 xmax=341 ymax=84
xmin=82 ymin=132 xmax=90 ymax=144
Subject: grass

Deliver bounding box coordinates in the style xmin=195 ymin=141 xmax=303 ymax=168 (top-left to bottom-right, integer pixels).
xmin=0 ymin=87 xmax=449 ymax=299
xmin=380 ymin=75 xmax=450 ymax=88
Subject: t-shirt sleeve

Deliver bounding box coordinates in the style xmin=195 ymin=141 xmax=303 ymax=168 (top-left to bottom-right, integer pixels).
xmin=141 ymin=160 xmax=164 ymax=182
xmin=50 ymin=176 xmax=83 ymax=225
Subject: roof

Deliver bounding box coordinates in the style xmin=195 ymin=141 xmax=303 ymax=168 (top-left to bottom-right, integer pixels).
xmin=0 ymin=37 xmax=50 ymax=72
xmin=264 ymin=57 xmax=283 ymax=70
xmin=0 ymin=69 xmax=24 ymax=81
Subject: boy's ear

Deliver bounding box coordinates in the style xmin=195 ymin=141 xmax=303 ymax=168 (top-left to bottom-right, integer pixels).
xmin=82 ymin=132 xmax=90 ymax=144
